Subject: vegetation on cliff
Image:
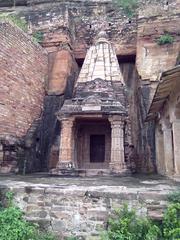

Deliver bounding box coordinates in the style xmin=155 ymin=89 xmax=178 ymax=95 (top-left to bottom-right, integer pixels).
xmin=0 ymin=13 xmax=28 ymax=32
xmin=157 ymin=34 xmax=174 ymax=45
xmin=0 ymin=13 xmax=43 ymax=43
xmin=32 ymin=31 xmax=44 ymax=43
xmin=115 ymin=0 xmax=138 ymax=17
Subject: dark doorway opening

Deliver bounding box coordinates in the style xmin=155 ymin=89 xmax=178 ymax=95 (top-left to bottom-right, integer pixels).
xmin=90 ymin=135 xmax=105 ymax=163
xmin=117 ymin=54 xmax=136 ymax=64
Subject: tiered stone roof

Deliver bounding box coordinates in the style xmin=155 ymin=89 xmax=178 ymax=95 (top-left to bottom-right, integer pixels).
xmin=77 ymin=32 xmax=124 ymax=84
xmin=58 ymin=32 xmax=127 ymax=118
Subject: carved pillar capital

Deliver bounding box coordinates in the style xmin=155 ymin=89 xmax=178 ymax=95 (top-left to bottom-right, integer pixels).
xmin=162 ymin=122 xmax=172 ymax=131
xmin=108 ymin=116 xmax=124 ymax=128
xmin=60 ymin=117 xmax=75 ymax=128
xmin=161 ymin=117 xmax=172 ymax=131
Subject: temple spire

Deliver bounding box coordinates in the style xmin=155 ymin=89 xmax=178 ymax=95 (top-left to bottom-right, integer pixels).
xmin=77 ymin=31 xmax=124 ymax=84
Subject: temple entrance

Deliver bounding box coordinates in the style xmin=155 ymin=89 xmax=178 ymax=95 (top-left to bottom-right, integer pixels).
xmin=90 ymin=135 xmax=105 ymax=163
xmin=75 ymin=118 xmax=111 ymax=169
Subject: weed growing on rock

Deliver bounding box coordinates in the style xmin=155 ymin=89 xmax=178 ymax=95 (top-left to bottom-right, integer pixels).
xmin=157 ymin=34 xmax=174 ymax=45
xmin=0 ymin=14 xmax=44 ymax=44
xmin=0 ymin=13 xmax=28 ymax=32
xmin=115 ymin=0 xmax=138 ymax=18
xmin=33 ymin=31 xmax=44 ymax=43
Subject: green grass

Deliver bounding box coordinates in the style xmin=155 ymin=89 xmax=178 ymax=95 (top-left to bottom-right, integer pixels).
xmin=33 ymin=31 xmax=44 ymax=43
xmin=0 ymin=14 xmax=44 ymax=43
xmin=115 ymin=0 xmax=138 ymax=18
xmin=157 ymin=34 xmax=174 ymax=45
xmin=0 ymin=13 xmax=28 ymax=32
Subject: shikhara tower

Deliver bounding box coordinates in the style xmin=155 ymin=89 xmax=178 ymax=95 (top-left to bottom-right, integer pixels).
xmin=52 ymin=32 xmax=131 ymax=176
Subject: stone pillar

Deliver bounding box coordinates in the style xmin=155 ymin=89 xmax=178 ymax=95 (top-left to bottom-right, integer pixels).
xmin=109 ymin=116 xmax=126 ymax=173
xmin=155 ymin=124 xmax=165 ymax=175
xmin=162 ymin=123 xmax=174 ymax=176
xmin=57 ymin=117 xmax=75 ymax=169
xmin=172 ymin=120 xmax=180 ymax=175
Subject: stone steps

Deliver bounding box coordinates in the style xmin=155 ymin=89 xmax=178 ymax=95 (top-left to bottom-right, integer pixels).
xmin=50 ymin=168 xmax=131 ymax=177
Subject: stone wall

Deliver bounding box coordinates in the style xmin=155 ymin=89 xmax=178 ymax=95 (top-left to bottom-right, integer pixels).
xmin=0 ymin=177 xmax=178 ymax=239
xmin=0 ymin=21 xmax=47 ymax=138
xmin=0 ymin=21 xmax=48 ymax=173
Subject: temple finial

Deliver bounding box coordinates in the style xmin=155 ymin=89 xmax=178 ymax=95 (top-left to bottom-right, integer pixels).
xmin=77 ymin=30 xmax=124 ymax=84
xmin=98 ymin=30 xmax=108 ymax=39
xmin=95 ymin=30 xmax=109 ymax=44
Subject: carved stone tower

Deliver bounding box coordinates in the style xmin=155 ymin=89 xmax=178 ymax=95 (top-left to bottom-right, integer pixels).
xmin=52 ymin=32 xmax=130 ymax=176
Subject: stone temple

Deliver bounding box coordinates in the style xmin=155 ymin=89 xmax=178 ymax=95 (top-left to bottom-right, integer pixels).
xmin=0 ymin=0 xmax=180 ymax=178
xmin=53 ymin=32 xmax=130 ymax=176
xmin=0 ymin=0 xmax=180 ymax=238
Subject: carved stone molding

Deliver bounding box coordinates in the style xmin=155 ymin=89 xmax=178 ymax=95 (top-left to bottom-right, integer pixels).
xmin=108 ymin=116 xmax=125 ymax=129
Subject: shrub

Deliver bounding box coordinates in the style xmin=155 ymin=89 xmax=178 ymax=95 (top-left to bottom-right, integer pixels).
xmin=167 ymin=191 xmax=180 ymax=203
xmin=115 ymin=0 xmax=138 ymax=18
xmin=157 ymin=34 xmax=174 ymax=45
xmin=33 ymin=31 xmax=44 ymax=43
xmin=0 ymin=205 xmax=36 ymax=240
xmin=101 ymin=204 xmax=161 ymax=240
xmin=0 ymin=191 xmax=57 ymax=240
xmin=35 ymin=232 xmax=58 ymax=240
xmin=101 ymin=191 xmax=180 ymax=240
xmin=163 ymin=203 xmax=180 ymax=239
xmin=66 ymin=237 xmax=79 ymax=240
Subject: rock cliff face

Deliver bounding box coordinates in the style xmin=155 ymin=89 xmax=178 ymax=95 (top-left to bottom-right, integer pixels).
xmin=136 ymin=0 xmax=180 ymax=172
xmin=0 ymin=0 xmax=179 ymax=173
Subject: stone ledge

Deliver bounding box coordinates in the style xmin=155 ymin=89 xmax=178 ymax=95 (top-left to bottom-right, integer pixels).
xmin=0 ymin=175 xmax=179 ymax=238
